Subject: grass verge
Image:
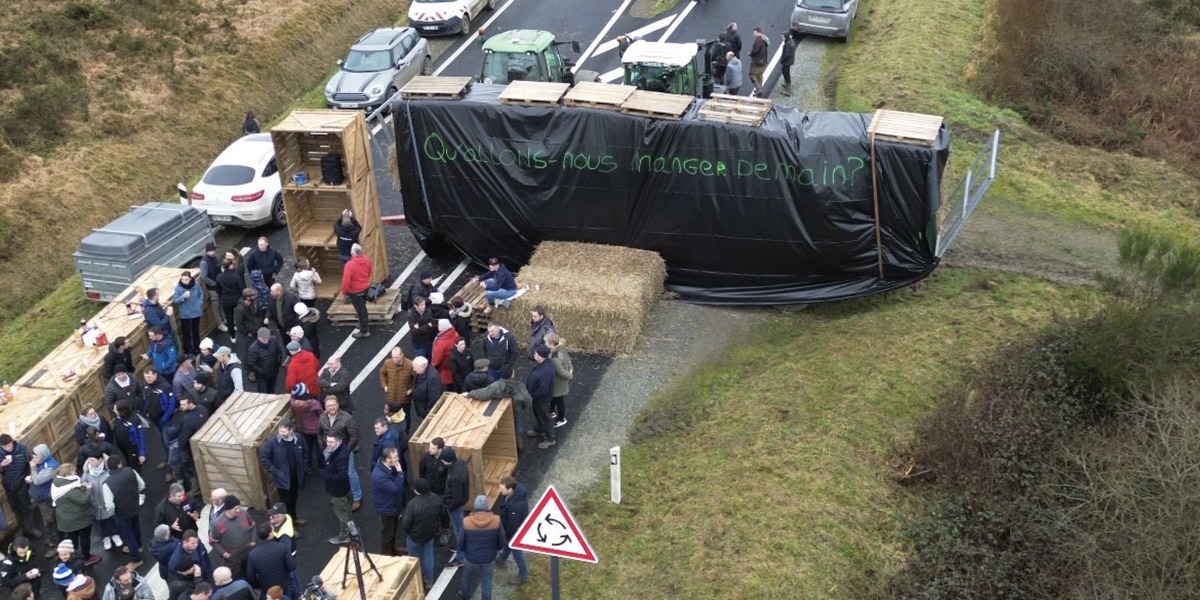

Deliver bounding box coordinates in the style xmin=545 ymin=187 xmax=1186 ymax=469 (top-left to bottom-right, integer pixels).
xmin=516 ymin=269 xmax=1098 ymax=599
xmin=0 ymin=276 xmax=99 ymax=383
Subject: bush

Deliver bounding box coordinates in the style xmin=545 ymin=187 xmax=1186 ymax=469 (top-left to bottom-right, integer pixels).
xmin=1 ymin=76 xmax=90 ymax=153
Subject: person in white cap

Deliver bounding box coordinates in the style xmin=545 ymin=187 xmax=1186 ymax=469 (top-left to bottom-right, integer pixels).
xmin=293 ymin=301 xmax=322 ymax=359
xmin=197 ymin=337 xmax=217 ymax=375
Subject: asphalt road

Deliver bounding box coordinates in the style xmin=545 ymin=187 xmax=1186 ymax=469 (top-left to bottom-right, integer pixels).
xmin=42 ymin=2 xmax=804 ymax=599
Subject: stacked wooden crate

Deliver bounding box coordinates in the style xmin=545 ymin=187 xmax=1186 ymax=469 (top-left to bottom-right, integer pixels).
xmin=271 ymin=110 xmax=389 ymax=299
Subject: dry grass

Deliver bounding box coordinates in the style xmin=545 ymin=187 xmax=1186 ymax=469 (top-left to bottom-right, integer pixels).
xmin=488 ymin=242 xmax=666 ymax=355
xmin=0 ymin=0 xmax=408 ymax=322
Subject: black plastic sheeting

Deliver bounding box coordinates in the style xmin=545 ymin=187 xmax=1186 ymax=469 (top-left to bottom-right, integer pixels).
xmin=393 ymin=85 xmax=949 ymax=304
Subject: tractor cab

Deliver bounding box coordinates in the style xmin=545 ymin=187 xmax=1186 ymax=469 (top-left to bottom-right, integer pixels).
xmin=620 ymin=39 xmax=714 ymax=98
xmin=478 ymin=29 xmax=585 ymax=85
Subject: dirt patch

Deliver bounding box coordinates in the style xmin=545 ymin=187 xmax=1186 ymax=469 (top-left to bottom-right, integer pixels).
xmin=630 ymin=0 xmax=681 ymax=19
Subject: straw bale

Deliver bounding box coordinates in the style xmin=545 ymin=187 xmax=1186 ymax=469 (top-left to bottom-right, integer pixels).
xmin=488 ymin=242 xmax=665 ymax=356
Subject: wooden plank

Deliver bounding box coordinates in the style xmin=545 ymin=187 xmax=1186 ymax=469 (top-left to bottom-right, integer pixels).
xmin=317 ymin=551 xmax=423 ymax=600
xmin=697 ymin=94 xmax=772 ymax=127
xmin=564 ymin=82 xmax=636 ymax=110
xmin=620 ymin=90 xmax=694 ymax=120
xmin=400 ymin=76 xmax=473 ymax=99
xmin=867 ymin=109 xmax=944 ymax=146
xmin=499 ymin=81 xmax=570 ymax=107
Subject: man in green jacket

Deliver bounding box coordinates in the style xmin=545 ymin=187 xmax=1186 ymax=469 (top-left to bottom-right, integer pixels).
xmin=50 ymin=464 xmax=99 ymax=565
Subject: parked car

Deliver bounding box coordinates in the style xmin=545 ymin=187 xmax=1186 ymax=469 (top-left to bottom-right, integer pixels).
xmin=408 ymin=0 xmax=497 ymax=37
xmin=188 ymin=134 xmax=285 ymax=227
xmin=325 ymin=28 xmax=431 ymax=112
xmin=790 ymin=0 xmax=858 ymax=41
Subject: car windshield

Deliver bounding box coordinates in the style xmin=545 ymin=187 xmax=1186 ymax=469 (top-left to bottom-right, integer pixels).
xmin=481 ymin=52 xmax=542 ymax=84
xmin=202 ymin=165 xmax=255 ymax=186
xmin=801 ymin=0 xmax=846 ymax=11
xmin=343 ymin=49 xmax=392 ymax=73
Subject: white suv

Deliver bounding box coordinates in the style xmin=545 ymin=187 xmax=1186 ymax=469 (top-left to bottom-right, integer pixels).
xmin=409 ymin=0 xmax=497 ymax=36
xmin=188 ymin=134 xmax=285 ymax=227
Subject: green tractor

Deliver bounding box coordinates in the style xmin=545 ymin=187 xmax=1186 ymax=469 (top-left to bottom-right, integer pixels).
xmin=478 ymin=29 xmax=600 ymax=86
xmin=619 ymin=38 xmax=717 ymax=98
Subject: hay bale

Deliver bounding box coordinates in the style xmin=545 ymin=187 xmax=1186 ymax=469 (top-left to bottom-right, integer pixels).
xmin=489 ymin=242 xmax=665 ymax=356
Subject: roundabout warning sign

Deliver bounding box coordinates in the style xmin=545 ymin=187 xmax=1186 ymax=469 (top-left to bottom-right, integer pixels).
xmin=510 ymin=485 xmax=598 ymax=563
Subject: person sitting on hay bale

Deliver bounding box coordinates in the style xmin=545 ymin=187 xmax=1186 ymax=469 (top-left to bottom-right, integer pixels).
xmin=473 ymin=258 xmax=519 ymax=315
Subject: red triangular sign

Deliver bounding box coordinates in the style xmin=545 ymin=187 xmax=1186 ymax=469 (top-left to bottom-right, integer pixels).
xmin=509 ymin=485 xmax=598 ymax=563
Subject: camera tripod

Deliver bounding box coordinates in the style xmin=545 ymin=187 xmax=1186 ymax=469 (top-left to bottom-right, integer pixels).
xmin=341 ymin=522 xmax=383 ymax=600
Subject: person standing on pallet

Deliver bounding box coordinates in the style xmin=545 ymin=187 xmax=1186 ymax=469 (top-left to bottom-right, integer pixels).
xmin=333 ymin=209 xmax=362 ymax=265
xmin=341 ymin=244 xmax=373 ymax=339
xmin=474 ymin=258 xmax=519 ymax=315
xmin=379 ymin=347 xmax=415 ymax=430
xmin=408 ymin=296 xmax=437 ymax=361
xmin=245 ymin=237 xmax=284 ymax=288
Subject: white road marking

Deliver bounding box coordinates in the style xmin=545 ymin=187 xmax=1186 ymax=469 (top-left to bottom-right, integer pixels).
xmin=371 ymin=114 xmax=394 ymax=136
xmin=348 ymin=258 xmax=469 ymax=392
xmin=427 ymin=565 xmax=460 ymax=599
xmin=599 ymin=67 xmax=624 ymax=83
xmin=590 ymin=15 xmax=674 ymax=58
xmin=658 ymin=0 xmax=698 ymax=42
xmin=390 ymin=250 xmax=428 ymax=290
xmin=572 ymin=0 xmax=637 ymax=72
xmin=432 ymin=0 xmax=519 ymax=77
xmin=763 ymin=37 xmax=786 ymax=95
xmin=240 ymin=247 xmax=250 ymax=256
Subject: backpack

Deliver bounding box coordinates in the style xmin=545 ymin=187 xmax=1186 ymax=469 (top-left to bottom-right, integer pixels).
xmin=321 ymin=153 xmax=345 ymax=185
xmin=366 ymin=282 xmax=386 ymax=303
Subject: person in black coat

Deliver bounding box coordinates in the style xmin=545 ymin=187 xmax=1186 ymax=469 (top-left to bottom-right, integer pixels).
xmin=244 ymin=237 xmax=284 ymax=287
xmin=245 ymin=524 xmax=295 ymax=596
xmin=267 ymin=284 xmax=300 ymax=341
xmin=401 ymin=478 xmax=442 ymax=585
xmin=726 ymin=21 xmax=742 ymax=57
xmin=441 ymin=447 xmax=470 ymax=567
xmin=449 ymin=340 xmax=474 ymax=393
xmin=244 ymin=328 xmax=284 ymax=394
xmin=410 ymin=358 xmax=444 ymax=422
xmin=333 ymin=210 xmax=362 ymax=264
xmin=495 ymin=477 xmax=531 ymax=583
xmin=479 ymin=325 xmax=519 ymax=381
xmin=321 ymin=436 xmax=353 ymax=544
xmin=215 ymin=260 xmax=245 ymax=335
xmin=408 ymin=298 xmax=437 ymax=361
xmin=102 ymin=338 xmax=135 ymax=381
xmin=74 ymin=406 xmax=114 ymax=453
xmin=176 ymin=396 xmax=209 ymax=491
xmin=525 ymin=346 xmax=557 ymax=449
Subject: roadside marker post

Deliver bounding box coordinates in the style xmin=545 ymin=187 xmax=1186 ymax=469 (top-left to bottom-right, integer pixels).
xmin=610 ymin=445 xmax=621 ymax=504
xmin=510 ymin=485 xmax=598 ymax=600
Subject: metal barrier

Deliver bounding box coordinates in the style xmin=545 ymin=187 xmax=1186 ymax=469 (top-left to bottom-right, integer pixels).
xmin=936 ymin=129 xmax=1001 ymax=258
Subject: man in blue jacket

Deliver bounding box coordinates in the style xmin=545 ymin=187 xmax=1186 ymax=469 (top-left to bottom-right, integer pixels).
xmin=139 ymin=366 xmax=177 ymax=472
xmin=144 ymin=327 xmax=178 ymax=382
xmin=141 ymin=288 xmax=175 ymax=345
xmin=457 ymin=495 xmax=506 ymax=600
xmin=474 ymin=257 xmax=519 ymax=315
xmin=494 ymin=477 xmax=530 ymax=585
xmin=371 ymin=447 xmax=406 ymax=556
xmin=260 ymin=420 xmax=308 ymax=526
xmin=524 ymin=346 xmax=557 ymax=449
xmin=371 ymin=417 xmax=402 ymax=470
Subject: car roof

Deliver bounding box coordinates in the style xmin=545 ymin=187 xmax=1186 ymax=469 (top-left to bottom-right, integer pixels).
xmin=621 ymin=40 xmax=698 ymax=67
xmin=482 ymin=30 xmax=555 ymax=53
xmin=353 ymin=28 xmax=413 ymax=50
xmin=212 ymin=134 xmax=274 ymax=167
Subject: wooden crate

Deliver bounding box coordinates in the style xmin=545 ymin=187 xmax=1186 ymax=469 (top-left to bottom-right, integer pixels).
xmin=499 ymin=81 xmax=570 ymax=107
xmin=327 ymin=288 xmax=402 ymax=326
xmin=400 ymin=76 xmax=473 ymax=100
xmin=272 ymin=110 xmax=389 ymax=299
xmin=564 ymin=82 xmax=636 ymax=111
xmin=317 ymin=552 xmax=423 ymax=600
xmin=190 ymin=391 xmax=293 ymax=508
xmin=408 ymin=393 xmax=517 ymax=509
xmin=867 ymin=109 xmax=945 ymax=147
xmin=698 ymin=94 xmax=772 ymax=127
xmin=621 ymin=90 xmax=695 ymax=120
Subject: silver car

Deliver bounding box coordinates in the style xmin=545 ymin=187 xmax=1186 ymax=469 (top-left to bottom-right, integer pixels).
xmin=325 ymin=28 xmax=432 ymax=112
xmin=791 ymin=0 xmax=858 ymax=41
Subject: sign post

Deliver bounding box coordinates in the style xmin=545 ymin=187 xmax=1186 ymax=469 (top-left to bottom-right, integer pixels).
xmin=510 ymin=485 xmax=599 ymax=600
xmin=610 ymin=446 xmax=621 ymax=504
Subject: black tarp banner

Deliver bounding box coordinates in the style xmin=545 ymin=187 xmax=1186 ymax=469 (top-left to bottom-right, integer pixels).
xmin=394 ymin=85 xmax=949 ymax=304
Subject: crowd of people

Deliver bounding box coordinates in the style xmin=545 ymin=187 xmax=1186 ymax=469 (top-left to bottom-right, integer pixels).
xmin=1 ymin=250 xmax=576 ymax=600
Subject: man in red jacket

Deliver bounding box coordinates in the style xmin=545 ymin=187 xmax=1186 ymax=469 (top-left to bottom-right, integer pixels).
xmin=340 ymin=244 xmax=373 ymax=338
xmin=284 ymin=342 xmax=321 ymax=398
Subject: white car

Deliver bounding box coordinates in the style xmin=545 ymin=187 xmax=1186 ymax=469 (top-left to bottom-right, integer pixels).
xmin=188 ymin=134 xmax=285 ymax=227
xmin=408 ymin=0 xmax=497 ymax=36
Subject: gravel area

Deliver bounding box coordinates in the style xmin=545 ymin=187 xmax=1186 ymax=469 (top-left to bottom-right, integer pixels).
xmin=770 ymin=36 xmax=832 ymax=109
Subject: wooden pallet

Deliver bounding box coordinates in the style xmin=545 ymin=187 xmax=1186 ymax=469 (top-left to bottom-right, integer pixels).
xmin=327 ymin=287 xmax=402 ymax=325
xmin=867 ymin=109 xmax=944 ymax=147
xmin=450 ymin=280 xmax=491 ymax=331
xmin=499 ymin=81 xmax=570 ymax=107
xmin=698 ymin=94 xmax=772 ymax=127
xmin=399 ymin=76 xmax=473 ymax=100
xmin=621 ymin=90 xmax=695 ymax=120
xmin=564 ymin=82 xmax=636 ymax=111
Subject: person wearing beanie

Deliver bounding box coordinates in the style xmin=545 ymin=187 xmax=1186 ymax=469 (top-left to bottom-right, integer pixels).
xmin=287 ymin=325 xmax=312 ymax=354
xmin=474 ymin=257 xmax=519 ymax=314
xmin=65 ymin=572 xmax=97 ymax=600
xmin=29 ymin=443 xmax=61 ymax=556
xmin=54 ymin=560 xmax=78 ymax=594
xmin=284 ymin=338 xmax=321 ymax=405
xmin=457 ymin=494 xmax=506 ymax=600
xmin=192 ymin=375 xmax=219 ymax=415
xmin=525 ymin=344 xmax=558 ymax=449
xmin=210 ymin=495 xmax=256 ymax=579
xmin=407 ymin=296 xmax=437 ymax=361
xmin=293 ymin=301 xmax=322 ymax=359
xmin=441 ymin=447 xmax=470 ymax=567
xmin=245 ymin=326 xmax=284 ymax=394
xmin=401 ymin=478 xmax=442 ymax=586
xmin=51 ymin=463 xmax=99 ymax=565
xmin=197 ymin=337 xmax=218 ymax=375
xmin=288 ymin=383 xmax=324 ymax=472
xmin=431 ymin=318 xmax=460 ymax=390
xmin=378 ymin=348 xmax=415 ymax=431
xmin=528 ymin=306 xmax=556 ymax=360
xmin=464 ymin=358 xmax=493 ymax=393
xmin=428 ymin=291 xmax=450 ymax=320
xmin=149 ymin=522 xmax=180 ymax=582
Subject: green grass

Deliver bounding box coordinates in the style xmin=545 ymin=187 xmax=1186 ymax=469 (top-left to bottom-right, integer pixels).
xmin=0 ymin=275 xmax=102 ymax=384
xmin=516 ymin=270 xmax=1099 ymax=599
xmin=836 ymin=0 xmax=1200 ymax=238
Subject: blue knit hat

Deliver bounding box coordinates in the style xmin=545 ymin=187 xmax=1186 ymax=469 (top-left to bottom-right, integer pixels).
xmin=291 ymin=382 xmax=307 ymax=397
xmin=53 ymin=563 xmax=74 ymax=586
